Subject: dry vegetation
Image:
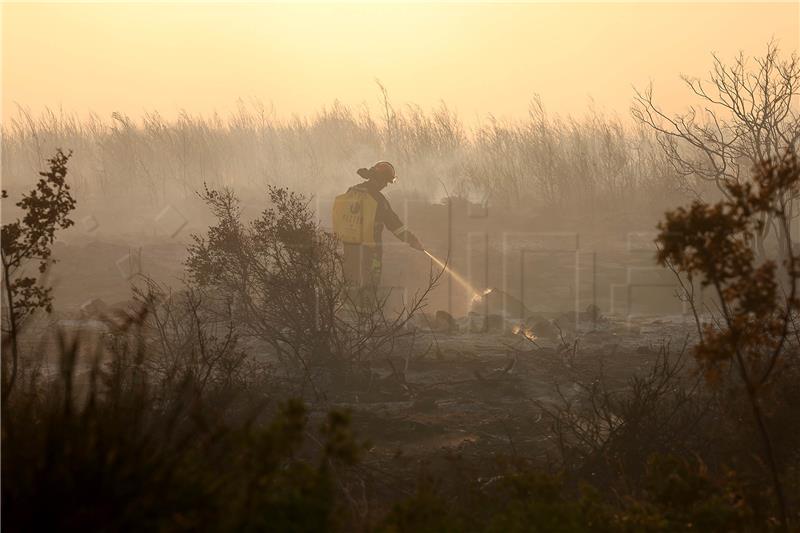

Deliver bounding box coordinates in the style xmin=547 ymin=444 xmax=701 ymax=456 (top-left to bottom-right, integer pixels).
xmin=3 ymin=45 xmax=800 ymax=531
xmin=2 ymin=95 xmax=682 ymax=217
xmin=3 ymin=147 xmax=800 ymax=532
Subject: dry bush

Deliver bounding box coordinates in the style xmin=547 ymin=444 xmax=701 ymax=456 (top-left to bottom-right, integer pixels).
xmin=655 ymin=152 xmax=800 ymax=528
xmin=538 ymin=342 xmax=713 ymax=490
xmin=1 ymin=318 xmax=361 ymax=532
xmin=536 ymin=331 xmax=800 ymax=528
xmin=184 ymin=184 xmax=440 ymax=400
xmin=131 ymin=278 xmax=269 ymax=409
xmin=522 ymin=151 xmax=800 ymax=529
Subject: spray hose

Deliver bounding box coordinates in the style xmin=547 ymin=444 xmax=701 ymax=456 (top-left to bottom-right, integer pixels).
xmin=424 ymin=249 xmax=487 ymax=300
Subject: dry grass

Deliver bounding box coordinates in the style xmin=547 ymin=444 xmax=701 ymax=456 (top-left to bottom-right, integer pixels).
xmin=2 ymin=99 xmax=686 ymax=217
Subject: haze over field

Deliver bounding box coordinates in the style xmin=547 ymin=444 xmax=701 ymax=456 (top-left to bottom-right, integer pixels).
xmin=4 ymin=4 xmax=800 ymax=530
xmin=3 ymin=1 xmax=798 ymax=123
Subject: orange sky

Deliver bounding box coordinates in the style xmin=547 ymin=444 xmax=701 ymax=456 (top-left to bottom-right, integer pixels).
xmin=2 ymin=1 xmax=799 ymax=124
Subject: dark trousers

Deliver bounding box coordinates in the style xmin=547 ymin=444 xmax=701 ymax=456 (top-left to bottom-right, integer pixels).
xmin=343 ymin=243 xmax=382 ymax=288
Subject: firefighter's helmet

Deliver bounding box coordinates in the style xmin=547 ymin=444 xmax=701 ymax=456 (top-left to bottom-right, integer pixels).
xmin=358 ymin=161 xmax=397 ymax=183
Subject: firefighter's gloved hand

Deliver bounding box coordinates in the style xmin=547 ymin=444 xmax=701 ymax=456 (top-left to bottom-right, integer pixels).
xmin=407 ymin=233 xmax=424 ymax=251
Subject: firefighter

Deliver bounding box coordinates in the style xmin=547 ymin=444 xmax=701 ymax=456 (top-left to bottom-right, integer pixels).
xmin=332 ymin=161 xmax=424 ymax=288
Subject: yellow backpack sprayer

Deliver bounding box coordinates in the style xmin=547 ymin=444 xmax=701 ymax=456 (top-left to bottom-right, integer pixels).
xmin=332 ymin=188 xmax=379 ymax=245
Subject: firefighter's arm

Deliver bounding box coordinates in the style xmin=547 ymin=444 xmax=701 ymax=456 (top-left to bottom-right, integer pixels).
xmin=382 ymin=197 xmax=424 ymax=251
xmin=392 ymin=226 xmax=424 ymax=251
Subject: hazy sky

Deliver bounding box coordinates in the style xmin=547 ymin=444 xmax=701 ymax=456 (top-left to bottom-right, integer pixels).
xmin=3 ymin=1 xmax=799 ymax=124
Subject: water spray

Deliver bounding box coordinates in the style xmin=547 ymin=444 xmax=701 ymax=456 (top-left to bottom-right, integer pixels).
xmin=424 ymin=249 xmax=492 ymax=301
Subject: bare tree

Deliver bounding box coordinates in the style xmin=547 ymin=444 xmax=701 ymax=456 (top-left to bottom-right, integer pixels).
xmin=633 ymin=41 xmax=800 ymax=256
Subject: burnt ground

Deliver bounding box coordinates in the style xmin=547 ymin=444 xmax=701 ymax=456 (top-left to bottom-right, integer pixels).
xmin=26 ymin=231 xmax=699 ymax=505
xmin=278 ymin=313 xmax=696 ymax=519
xmin=331 ymin=316 xmax=694 ymax=464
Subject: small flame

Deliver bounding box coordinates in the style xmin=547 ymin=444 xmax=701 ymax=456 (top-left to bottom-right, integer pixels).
xmin=512 ymin=324 xmax=538 ymax=341
xmin=522 ymin=329 xmax=538 ymax=341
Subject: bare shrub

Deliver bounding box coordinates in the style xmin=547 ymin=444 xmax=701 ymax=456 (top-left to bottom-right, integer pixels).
xmin=185 ymin=184 xmax=440 ymax=399
xmin=131 ymin=278 xmax=266 ymax=407
xmin=538 ymin=341 xmax=712 ymax=490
